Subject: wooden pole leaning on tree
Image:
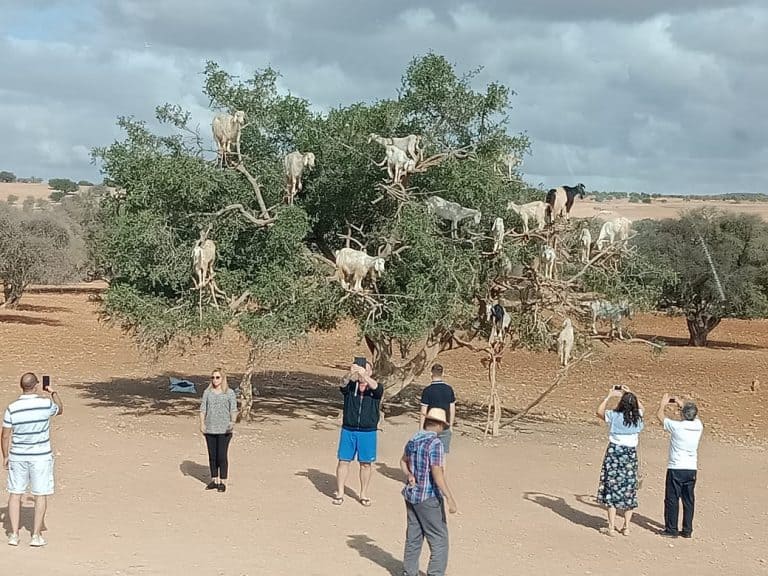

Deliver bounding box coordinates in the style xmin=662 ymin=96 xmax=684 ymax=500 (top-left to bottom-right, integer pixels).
xmin=501 ymin=351 xmax=593 ymax=427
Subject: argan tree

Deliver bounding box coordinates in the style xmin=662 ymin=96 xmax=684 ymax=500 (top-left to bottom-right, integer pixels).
xmin=633 ymin=209 xmax=768 ymax=346
xmin=92 ymin=53 xmax=647 ymax=422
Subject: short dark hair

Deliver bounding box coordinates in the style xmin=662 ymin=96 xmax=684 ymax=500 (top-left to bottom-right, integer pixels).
xmin=431 ymin=364 xmax=444 ymax=377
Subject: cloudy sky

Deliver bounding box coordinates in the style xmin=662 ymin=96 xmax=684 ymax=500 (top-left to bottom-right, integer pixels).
xmin=1 ymin=0 xmax=766 ymax=194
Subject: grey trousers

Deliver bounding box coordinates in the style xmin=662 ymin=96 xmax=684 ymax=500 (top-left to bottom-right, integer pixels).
xmin=403 ymin=497 xmax=449 ymax=576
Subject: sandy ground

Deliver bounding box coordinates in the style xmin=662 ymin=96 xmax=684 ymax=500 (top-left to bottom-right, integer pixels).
xmin=0 ymin=290 xmax=767 ymax=575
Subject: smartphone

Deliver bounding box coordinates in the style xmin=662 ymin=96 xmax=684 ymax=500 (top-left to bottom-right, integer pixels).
xmin=42 ymin=375 xmax=50 ymax=391
xmin=353 ymin=357 xmax=367 ymax=368
xmin=668 ymin=398 xmax=676 ymax=404
xmin=613 ymin=385 xmax=622 ymax=391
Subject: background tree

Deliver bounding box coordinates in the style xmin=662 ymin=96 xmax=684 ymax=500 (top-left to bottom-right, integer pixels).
xmin=77 ymin=180 xmax=94 ymax=187
xmin=0 ymin=171 xmax=16 ymax=183
xmin=50 ymin=190 xmax=67 ymax=202
xmin=0 ymin=204 xmax=82 ymax=308
xmin=48 ymin=178 xmax=79 ymax=194
xmin=634 ymin=209 xmax=768 ymax=346
xmin=6 ymin=194 xmax=18 ymax=205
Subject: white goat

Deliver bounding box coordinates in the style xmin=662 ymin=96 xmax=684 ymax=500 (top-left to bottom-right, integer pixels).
xmin=486 ymin=303 xmax=512 ymax=345
xmin=284 ymin=151 xmax=316 ymax=204
xmin=507 ymin=200 xmax=547 ymax=234
xmin=212 ymin=110 xmax=246 ymax=167
xmin=590 ymin=300 xmax=632 ymax=340
xmin=580 ymin=228 xmax=592 ymax=263
xmin=498 ymin=152 xmax=522 ymax=179
xmin=425 ymin=195 xmax=482 ymax=239
xmin=192 ymin=238 xmax=216 ymax=292
xmin=334 ymin=247 xmax=385 ymax=292
xmin=557 ymin=318 xmax=575 ymax=366
xmin=596 ymin=217 xmax=632 ymax=250
xmin=368 ymin=133 xmax=422 ymax=161
xmin=376 ymin=144 xmax=415 ymax=184
xmin=541 ymin=245 xmax=557 ymax=279
xmin=491 ymin=217 xmax=505 ymax=253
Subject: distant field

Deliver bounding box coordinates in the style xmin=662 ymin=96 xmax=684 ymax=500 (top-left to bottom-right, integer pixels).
xmin=3 ymin=182 xmax=768 ymax=221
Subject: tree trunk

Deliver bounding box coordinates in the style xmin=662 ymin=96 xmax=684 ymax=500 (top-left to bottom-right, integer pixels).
xmin=485 ymin=350 xmax=501 ymax=437
xmin=238 ymin=346 xmax=259 ymax=422
xmin=686 ymin=314 xmax=721 ymax=347
xmin=367 ymin=335 xmax=444 ymax=401
xmin=1 ymin=281 xmax=23 ymax=309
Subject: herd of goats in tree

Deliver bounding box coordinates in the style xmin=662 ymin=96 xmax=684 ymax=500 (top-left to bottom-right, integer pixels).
xmin=196 ymin=109 xmax=637 ymax=370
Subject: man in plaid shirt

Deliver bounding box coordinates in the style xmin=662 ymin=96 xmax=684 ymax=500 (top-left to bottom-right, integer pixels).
xmin=399 ymin=407 xmax=458 ymax=576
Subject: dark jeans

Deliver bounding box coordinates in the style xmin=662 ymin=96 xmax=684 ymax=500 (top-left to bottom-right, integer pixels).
xmin=403 ymin=497 xmax=449 ymax=576
xmin=664 ymin=468 xmax=697 ymax=535
xmin=204 ymin=433 xmax=232 ymax=480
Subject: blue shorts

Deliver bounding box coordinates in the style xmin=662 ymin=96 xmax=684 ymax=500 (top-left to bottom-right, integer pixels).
xmin=337 ymin=428 xmax=377 ymax=463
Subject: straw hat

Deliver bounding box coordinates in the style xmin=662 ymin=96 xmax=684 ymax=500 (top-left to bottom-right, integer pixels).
xmin=424 ymin=407 xmax=449 ymax=426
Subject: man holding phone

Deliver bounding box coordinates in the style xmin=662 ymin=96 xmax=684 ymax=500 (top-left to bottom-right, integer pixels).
xmin=333 ymin=357 xmax=382 ymax=507
xmin=2 ymin=372 xmax=63 ymax=547
xmin=657 ymin=393 xmax=703 ymax=538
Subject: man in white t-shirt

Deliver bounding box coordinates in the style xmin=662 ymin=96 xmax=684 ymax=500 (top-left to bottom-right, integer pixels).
xmin=656 ymin=394 xmax=703 ymax=539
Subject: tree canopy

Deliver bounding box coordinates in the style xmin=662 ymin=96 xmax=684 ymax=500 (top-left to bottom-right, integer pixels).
xmin=633 ymin=209 xmax=768 ymax=345
xmin=92 ymin=53 xmax=659 ymax=417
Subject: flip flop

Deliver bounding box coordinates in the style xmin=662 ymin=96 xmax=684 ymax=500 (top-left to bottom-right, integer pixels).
xmin=332 ymin=494 xmax=344 ymax=506
xmin=360 ymin=498 xmax=372 ymax=507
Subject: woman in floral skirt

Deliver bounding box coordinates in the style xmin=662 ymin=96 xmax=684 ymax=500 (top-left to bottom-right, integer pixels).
xmin=596 ymin=385 xmax=644 ymax=536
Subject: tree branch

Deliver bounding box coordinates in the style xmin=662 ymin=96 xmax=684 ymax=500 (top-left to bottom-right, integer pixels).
xmin=233 ymin=163 xmax=271 ymax=220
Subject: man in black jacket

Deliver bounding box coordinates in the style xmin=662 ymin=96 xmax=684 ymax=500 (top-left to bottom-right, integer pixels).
xmin=333 ymin=357 xmax=382 ymax=507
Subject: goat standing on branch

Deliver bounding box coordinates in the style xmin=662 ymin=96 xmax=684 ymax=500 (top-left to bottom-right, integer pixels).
xmin=557 ymin=318 xmax=575 ymax=366
xmin=425 ymin=195 xmax=482 ymax=239
xmin=192 ymin=229 xmax=226 ymax=317
xmin=590 ymin=300 xmax=632 ymax=340
xmin=334 ymin=247 xmax=385 ymax=292
xmin=497 ymin=152 xmax=522 ymax=179
xmin=580 ymin=228 xmax=592 ymax=263
xmin=596 ymin=217 xmax=632 ymax=250
xmin=368 ymin=133 xmax=422 ymax=162
xmin=545 ymin=183 xmax=586 ymax=225
xmin=507 ymin=200 xmax=547 ymax=234
xmin=284 ymin=151 xmax=316 ymax=205
xmin=491 ymin=217 xmax=505 ymax=253
xmin=486 ymin=303 xmax=512 ymax=345
xmin=212 ymin=110 xmax=246 ymax=167
xmin=541 ymin=245 xmax=557 ymax=279
xmin=375 ymin=144 xmax=416 ymax=184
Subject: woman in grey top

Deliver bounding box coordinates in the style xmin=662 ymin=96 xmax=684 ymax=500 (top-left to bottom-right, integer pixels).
xmin=199 ymin=368 xmax=238 ymax=492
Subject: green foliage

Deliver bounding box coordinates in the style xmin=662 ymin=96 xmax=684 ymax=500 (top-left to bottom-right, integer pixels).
xmin=48 ymin=178 xmax=79 ymax=194
xmin=22 ymin=196 xmax=35 ymax=211
xmin=49 ymin=190 xmax=66 ymax=202
xmin=0 ymin=171 xmax=16 ymax=183
xmin=77 ymin=180 xmax=94 ymax=187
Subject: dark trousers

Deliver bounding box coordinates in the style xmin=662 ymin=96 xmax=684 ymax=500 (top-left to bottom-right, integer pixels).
xmin=664 ymin=469 xmax=697 ymax=535
xmin=204 ymin=433 xmax=232 ymax=480
xmin=403 ymin=498 xmax=449 ymax=576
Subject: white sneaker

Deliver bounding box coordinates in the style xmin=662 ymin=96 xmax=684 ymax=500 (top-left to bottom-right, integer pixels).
xmin=7 ymin=533 xmax=19 ymax=546
xmin=29 ymin=534 xmax=46 ymax=547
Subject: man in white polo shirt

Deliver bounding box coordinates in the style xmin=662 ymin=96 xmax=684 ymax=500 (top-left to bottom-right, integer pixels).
xmin=657 ymin=393 xmax=703 ymax=539
xmin=2 ymin=372 xmax=63 ymax=547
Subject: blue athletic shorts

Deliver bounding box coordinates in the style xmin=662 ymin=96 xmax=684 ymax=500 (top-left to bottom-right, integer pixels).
xmin=337 ymin=428 xmax=377 ymax=463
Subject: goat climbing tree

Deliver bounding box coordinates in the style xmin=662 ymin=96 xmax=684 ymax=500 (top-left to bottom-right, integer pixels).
xmin=91 ymin=52 xmax=666 ymax=422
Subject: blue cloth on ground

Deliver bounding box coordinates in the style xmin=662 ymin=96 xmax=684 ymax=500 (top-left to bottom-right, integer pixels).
xmin=169 ymin=377 xmax=196 ymax=394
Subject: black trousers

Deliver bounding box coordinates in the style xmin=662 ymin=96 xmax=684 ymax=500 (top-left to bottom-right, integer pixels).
xmin=204 ymin=433 xmax=232 ymax=480
xmin=664 ymin=469 xmax=697 ymax=535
